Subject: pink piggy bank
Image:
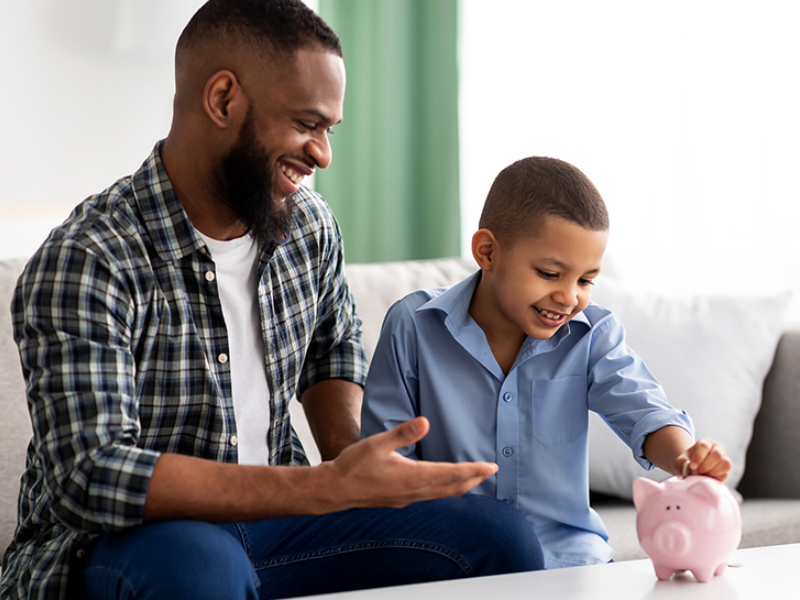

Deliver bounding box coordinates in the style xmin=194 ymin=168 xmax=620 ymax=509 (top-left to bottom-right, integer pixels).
xmin=632 ymin=476 xmax=742 ymax=582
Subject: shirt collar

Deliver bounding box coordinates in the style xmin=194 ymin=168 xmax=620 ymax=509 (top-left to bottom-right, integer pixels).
xmin=131 ymin=140 xmax=206 ymax=263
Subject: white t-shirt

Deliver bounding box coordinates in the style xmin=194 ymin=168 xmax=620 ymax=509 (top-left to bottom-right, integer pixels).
xmin=197 ymin=231 xmax=270 ymax=465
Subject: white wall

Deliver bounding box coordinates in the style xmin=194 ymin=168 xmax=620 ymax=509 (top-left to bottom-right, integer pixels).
xmin=0 ymin=1 xmax=204 ymax=259
xmin=5 ymin=1 xmax=799 ymax=324
xmin=459 ymin=0 xmax=800 ymax=321
xmin=0 ymin=1 xmax=325 ymax=261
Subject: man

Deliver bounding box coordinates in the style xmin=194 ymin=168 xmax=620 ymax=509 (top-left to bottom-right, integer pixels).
xmin=0 ymin=2 xmax=544 ymax=599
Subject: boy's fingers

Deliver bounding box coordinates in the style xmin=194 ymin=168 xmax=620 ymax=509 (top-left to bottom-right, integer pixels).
xmin=682 ymin=438 xmax=730 ymax=481
xmin=687 ymin=438 xmax=717 ymax=468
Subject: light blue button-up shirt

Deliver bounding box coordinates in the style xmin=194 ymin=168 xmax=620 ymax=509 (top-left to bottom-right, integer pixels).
xmin=362 ymin=271 xmax=693 ymax=569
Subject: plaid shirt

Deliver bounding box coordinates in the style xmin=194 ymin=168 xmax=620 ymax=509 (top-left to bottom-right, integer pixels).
xmin=0 ymin=142 xmax=368 ymax=600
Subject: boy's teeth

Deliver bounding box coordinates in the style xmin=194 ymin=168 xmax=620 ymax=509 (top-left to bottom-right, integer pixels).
xmin=538 ymin=307 xmax=562 ymax=319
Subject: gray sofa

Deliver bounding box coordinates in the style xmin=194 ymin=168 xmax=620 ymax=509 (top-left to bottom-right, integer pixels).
xmin=2 ymin=256 xmax=800 ymax=572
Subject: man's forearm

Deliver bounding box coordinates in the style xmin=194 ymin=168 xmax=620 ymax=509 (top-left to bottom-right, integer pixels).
xmin=143 ymin=453 xmax=330 ymax=523
xmin=300 ymin=378 xmax=362 ymax=460
xmin=143 ymin=418 xmax=499 ymax=524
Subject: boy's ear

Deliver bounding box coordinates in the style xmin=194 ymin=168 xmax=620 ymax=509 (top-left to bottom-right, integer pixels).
xmin=472 ymin=229 xmax=499 ymax=271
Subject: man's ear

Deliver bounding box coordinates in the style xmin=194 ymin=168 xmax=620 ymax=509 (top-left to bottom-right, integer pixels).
xmin=203 ymin=70 xmax=248 ymax=129
xmin=472 ymin=229 xmax=499 ymax=271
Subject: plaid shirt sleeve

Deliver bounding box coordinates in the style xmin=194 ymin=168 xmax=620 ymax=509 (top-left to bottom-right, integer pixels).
xmin=295 ymin=194 xmax=368 ymax=397
xmin=13 ymin=238 xmax=160 ymax=535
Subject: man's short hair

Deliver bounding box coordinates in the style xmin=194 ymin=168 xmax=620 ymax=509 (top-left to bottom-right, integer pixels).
xmin=176 ymin=0 xmax=342 ymax=69
xmin=479 ymin=157 xmax=609 ymax=243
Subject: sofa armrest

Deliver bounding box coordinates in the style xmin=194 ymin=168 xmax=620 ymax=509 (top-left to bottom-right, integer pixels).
xmin=738 ymin=327 xmax=800 ymax=498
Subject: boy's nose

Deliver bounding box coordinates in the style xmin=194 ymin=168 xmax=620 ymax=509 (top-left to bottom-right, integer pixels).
xmin=553 ymin=284 xmax=579 ymax=308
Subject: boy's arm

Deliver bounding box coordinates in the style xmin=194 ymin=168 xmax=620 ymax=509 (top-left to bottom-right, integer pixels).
xmin=643 ymin=425 xmax=732 ymax=481
xmin=360 ymin=301 xmax=420 ymax=454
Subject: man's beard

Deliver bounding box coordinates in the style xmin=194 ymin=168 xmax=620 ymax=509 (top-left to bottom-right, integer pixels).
xmin=215 ymin=108 xmax=295 ymax=248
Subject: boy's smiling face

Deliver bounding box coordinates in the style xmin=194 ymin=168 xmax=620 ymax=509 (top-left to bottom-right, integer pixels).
xmin=471 ymin=216 xmax=608 ymax=342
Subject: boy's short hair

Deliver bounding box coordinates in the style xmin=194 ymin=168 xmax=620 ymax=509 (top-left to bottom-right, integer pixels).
xmin=176 ymin=0 xmax=342 ymax=69
xmin=479 ymin=157 xmax=609 ymax=243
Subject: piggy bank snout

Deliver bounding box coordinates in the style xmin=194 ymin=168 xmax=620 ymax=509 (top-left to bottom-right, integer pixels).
xmin=653 ymin=522 xmax=692 ymax=557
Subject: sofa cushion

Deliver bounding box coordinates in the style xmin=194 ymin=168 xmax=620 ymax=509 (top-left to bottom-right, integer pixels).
xmin=588 ymin=276 xmax=790 ymax=499
xmin=0 ymin=258 xmax=32 ymax=555
xmin=345 ymin=257 xmax=477 ymax=361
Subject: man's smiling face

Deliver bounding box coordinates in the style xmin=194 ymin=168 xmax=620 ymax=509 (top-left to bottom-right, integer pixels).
xmin=217 ymin=47 xmax=346 ymax=245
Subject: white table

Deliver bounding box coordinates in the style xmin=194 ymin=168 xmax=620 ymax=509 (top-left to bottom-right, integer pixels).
xmin=301 ymin=543 xmax=800 ymax=600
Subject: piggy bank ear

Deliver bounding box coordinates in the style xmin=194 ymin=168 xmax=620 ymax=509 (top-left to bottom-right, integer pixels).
xmin=688 ymin=478 xmax=722 ymax=506
xmin=632 ymin=477 xmax=662 ymax=509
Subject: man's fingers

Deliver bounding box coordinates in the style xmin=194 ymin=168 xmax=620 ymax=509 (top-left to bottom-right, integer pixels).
xmin=394 ymin=460 xmax=499 ymax=504
xmin=333 ymin=421 xmax=500 ymax=508
xmin=367 ymin=416 xmax=430 ymax=453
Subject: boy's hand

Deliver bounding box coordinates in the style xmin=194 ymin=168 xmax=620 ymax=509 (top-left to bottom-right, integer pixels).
xmin=675 ymin=438 xmax=732 ymax=482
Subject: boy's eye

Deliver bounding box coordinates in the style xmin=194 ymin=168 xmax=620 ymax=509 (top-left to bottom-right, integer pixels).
xmin=537 ymin=269 xmax=558 ymax=280
xmin=579 ymin=278 xmax=596 ymax=287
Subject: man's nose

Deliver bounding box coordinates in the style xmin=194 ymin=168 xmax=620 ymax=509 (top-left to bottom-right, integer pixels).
xmin=306 ymin=133 xmax=333 ymax=169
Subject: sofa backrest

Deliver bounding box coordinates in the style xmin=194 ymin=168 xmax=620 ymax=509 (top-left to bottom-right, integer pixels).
xmin=0 ymin=258 xmax=32 ymax=555
xmin=345 ymin=258 xmax=476 ymax=361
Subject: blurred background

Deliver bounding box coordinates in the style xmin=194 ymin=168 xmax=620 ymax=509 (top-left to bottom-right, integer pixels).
xmin=1 ymin=0 xmax=798 ymax=319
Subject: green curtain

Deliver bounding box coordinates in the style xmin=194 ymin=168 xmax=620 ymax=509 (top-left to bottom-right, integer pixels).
xmin=316 ymin=0 xmax=460 ymax=263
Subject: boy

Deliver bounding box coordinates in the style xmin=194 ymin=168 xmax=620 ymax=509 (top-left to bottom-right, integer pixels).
xmin=361 ymin=157 xmax=731 ymax=569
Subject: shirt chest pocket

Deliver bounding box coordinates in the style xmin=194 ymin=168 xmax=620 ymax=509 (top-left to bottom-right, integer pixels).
xmin=531 ymin=376 xmax=588 ymax=446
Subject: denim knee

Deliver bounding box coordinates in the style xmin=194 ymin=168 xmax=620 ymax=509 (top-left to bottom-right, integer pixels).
xmin=82 ymin=520 xmax=259 ymax=600
xmin=441 ymin=494 xmax=545 ymax=575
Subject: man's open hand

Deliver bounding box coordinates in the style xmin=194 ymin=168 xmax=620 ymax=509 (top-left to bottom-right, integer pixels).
xmin=316 ymin=417 xmax=498 ymax=511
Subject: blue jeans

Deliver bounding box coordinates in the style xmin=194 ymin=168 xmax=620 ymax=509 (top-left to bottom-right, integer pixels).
xmin=81 ymin=494 xmax=544 ymax=599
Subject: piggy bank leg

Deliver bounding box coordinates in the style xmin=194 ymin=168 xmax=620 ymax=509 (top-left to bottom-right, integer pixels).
xmin=690 ymin=566 xmax=716 ymax=583
xmin=714 ymin=563 xmax=727 ymax=576
xmin=653 ymin=563 xmax=674 ymax=580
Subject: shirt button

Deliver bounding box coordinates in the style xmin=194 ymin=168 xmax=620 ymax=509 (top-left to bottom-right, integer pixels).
xmin=76 ymin=548 xmax=86 ymax=559
xmin=229 ymin=435 xmax=238 ymax=447
xmin=205 ymin=271 xmax=216 ymax=282
xmin=502 ymin=447 xmax=514 ymax=457
xmin=218 ymin=353 xmax=228 ymax=364
xmin=199 ymin=247 xmax=208 ymax=255
xmin=503 ymin=392 xmax=513 ymax=402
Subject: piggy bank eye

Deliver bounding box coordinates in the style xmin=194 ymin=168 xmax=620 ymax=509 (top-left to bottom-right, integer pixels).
xmin=666 ymin=506 xmax=671 ymax=510
xmin=676 ymin=505 xmax=681 ymax=510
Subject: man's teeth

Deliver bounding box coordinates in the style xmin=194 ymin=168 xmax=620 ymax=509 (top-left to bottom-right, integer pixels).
xmin=280 ymin=163 xmax=304 ymax=184
xmin=537 ymin=307 xmax=564 ymax=320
